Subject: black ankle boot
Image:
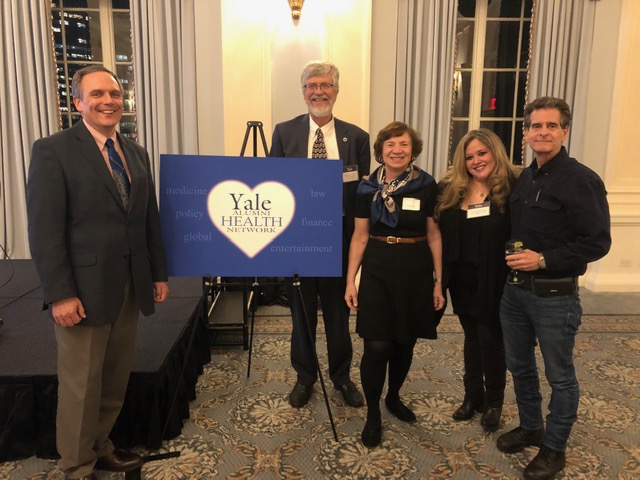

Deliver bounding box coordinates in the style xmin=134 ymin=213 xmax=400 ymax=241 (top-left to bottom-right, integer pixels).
xmin=452 ymin=398 xmax=483 ymax=421
xmin=497 ymin=426 xmax=544 ymax=453
xmin=524 ymin=445 xmax=566 ymax=480
xmin=480 ymin=406 xmax=502 ymax=432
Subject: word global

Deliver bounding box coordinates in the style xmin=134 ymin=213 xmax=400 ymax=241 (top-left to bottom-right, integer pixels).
xmin=184 ymin=232 xmax=211 ymax=243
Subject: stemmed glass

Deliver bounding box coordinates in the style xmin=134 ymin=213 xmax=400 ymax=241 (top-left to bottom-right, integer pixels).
xmin=505 ymin=239 xmax=524 ymax=285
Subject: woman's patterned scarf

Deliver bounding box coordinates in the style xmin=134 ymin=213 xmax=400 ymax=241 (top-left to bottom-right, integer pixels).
xmin=357 ymin=164 xmax=429 ymax=227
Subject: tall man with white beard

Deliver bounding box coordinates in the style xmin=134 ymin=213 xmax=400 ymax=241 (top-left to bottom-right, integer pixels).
xmin=270 ymin=61 xmax=370 ymax=408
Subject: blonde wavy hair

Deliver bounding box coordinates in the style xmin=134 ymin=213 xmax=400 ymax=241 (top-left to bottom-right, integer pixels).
xmin=434 ymin=129 xmax=520 ymax=221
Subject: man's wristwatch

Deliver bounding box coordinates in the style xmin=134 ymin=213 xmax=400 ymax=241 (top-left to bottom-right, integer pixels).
xmin=538 ymin=253 xmax=546 ymax=270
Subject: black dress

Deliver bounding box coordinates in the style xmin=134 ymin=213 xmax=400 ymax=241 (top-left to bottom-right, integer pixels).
xmin=438 ymin=201 xmax=510 ymax=326
xmin=355 ymin=171 xmax=439 ymax=341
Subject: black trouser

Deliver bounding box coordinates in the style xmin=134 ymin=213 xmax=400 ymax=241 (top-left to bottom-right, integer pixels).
xmin=287 ymin=276 xmax=353 ymax=387
xmin=458 ymin=313 xmax=506 ymax=408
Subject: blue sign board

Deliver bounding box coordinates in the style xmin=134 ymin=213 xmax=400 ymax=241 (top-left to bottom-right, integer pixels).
xmin=159 ymin=155 xmax=342 ymax=277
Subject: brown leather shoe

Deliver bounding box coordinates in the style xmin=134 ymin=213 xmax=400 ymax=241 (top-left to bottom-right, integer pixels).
xmin=95 ymin=448 xmax=143 ymax=472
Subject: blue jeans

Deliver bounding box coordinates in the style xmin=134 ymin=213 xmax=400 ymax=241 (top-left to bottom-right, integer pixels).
xmin=500 ymin=283 xmax=582 ymax=451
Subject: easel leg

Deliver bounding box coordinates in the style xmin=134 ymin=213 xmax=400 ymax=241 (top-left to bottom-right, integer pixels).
xmin=293 ymin=274 xmax=339 ymax=441
xmin=247 ymin=279 xmax=259 ymax=378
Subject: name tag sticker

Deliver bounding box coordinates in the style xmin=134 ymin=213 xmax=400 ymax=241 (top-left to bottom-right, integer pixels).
xmin=343 ymin=165 xmax=359 ymax=183
xmin=466 ymin=200 xmax=490 ymax=219
xmin=402 ymin=197 xmax=421 ymax=211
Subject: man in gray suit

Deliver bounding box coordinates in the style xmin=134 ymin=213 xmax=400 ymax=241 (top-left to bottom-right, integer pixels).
xmin=270 ymin=61 xmax=370 ymax=409
xmin=27 ymin=66 xmax=168 ymax=480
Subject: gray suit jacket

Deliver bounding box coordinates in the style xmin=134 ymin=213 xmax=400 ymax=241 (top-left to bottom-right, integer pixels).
xmin=27 ymin=121 xmax=167 ymax=326
xmin=270 ymin=114 xmax=371 ymax=241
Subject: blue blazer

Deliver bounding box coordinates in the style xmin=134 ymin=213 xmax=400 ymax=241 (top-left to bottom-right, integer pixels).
xmin=27 ymin=121 xmax=168 ymax=326
xmin=270 ymin=114 xmax=371 ymax=241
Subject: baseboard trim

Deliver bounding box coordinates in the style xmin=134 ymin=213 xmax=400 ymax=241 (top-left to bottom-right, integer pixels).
xmin=581 ymin=272 xmax=640 ymax=292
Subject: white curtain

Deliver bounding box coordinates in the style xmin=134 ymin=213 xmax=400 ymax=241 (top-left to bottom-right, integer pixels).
xmin=130 ymin=0 xmax=199 ymax=183
xmin=0 ymin=0 xmax=59 ymax=259
xmin=395 ymin=0 xmax=457 ymax=180
xmin=527 ymin=0 xmax=597 ymax=163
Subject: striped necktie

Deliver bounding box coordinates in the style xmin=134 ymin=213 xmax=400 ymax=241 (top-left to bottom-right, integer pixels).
xmin=105 ymin=138 xmax=130 ymax=209
xmin=312 ymin=128 xmax=327 ymax=159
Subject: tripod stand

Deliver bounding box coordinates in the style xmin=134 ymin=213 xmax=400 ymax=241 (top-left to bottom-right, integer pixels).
xmin=237 ymin=120 xmax=271 ymax=378
xmin=237 ymin=122 xmax=339 ymax=440
xmin=239 ymin=120 xmax=269 ymax=157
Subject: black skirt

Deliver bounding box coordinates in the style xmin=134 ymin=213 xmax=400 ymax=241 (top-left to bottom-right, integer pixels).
xmin=356 ymin=239 xmax=438 ymax=341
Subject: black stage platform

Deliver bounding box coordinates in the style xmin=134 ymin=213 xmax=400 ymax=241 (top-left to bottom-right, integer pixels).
xmin=0 ymin=260 xmax=211 ymax=461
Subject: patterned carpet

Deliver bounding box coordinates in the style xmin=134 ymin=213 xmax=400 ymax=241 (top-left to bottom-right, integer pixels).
xmin=3 ymin=307 xmax=640 ymax=479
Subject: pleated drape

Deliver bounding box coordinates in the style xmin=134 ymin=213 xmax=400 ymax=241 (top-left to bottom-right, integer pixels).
xmin=0 ymin=0 xmax=59 ymax=259
xmin=526 ymin=0 xmax=596 ymax=164
xmin=394 ymin=0 xmax=457 ymax=181
xmin=130 ymin=0 xmax=199 ymax=185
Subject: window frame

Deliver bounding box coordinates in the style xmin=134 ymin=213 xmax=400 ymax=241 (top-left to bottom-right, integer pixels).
xmin=451 ymin=0 xmax=533 ymax=165
xmin=51 ymin=0 xmax=136 ymax=140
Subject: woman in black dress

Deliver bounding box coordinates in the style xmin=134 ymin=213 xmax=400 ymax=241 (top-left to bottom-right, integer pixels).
xmin=345 ymin=122 xmax=445 ymax=448
xmin=435 ymin=129 xmax=519 ymax=432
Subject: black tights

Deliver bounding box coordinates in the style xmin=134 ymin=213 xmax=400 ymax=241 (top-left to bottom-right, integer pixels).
xmin=360 ymin=338 xmax=416 ymax=421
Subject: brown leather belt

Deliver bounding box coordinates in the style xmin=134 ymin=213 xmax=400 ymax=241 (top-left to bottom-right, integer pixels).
xmin=369 ymin=235 xmax=427 ymax=244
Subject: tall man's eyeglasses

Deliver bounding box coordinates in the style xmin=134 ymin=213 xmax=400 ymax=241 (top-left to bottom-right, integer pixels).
xmin=303 ymin=83 xmax=334 ymax=92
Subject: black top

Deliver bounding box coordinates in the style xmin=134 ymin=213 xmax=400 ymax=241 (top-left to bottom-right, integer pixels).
xmin=439 ymin=198 xmax=511 ymax=324
xmin=510 ymin=147 xmax=611 ymax=277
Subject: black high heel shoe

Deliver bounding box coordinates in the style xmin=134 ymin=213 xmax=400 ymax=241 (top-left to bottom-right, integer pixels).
xmin=452 ymin=398 xmax=483 ymax=421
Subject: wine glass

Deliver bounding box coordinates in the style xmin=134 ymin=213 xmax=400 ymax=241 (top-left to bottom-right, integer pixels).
xmin=505 ymin=239 xmax=524 ymax=285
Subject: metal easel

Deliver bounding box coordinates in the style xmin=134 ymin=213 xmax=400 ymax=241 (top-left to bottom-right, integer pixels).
xmin=239 ymin=121 xmax=338 ymax=441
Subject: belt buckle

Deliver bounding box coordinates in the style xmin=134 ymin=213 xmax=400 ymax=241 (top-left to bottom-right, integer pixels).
xmin=386 ymin=236 xmax=399 ymax=244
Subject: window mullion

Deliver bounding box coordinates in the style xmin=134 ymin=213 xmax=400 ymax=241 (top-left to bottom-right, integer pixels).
xmin=468 ymin=0 xmax=488 ymax=130
xmin=101 ymin=0 xmax=116 ymax=71
xmin=60 ymin=9 xmax=71 ymax=127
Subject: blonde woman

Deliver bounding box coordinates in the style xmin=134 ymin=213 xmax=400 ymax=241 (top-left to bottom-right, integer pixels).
xmin=435 ymin=129 xmax=519 ymax=432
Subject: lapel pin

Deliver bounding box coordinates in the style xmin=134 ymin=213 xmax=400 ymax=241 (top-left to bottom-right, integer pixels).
xmin=343 ymin=137 xmax=348 ymax=142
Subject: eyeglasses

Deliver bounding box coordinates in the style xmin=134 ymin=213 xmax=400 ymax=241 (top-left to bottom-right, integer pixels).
xmin=303 ymin=83 xmax=334 ymax=92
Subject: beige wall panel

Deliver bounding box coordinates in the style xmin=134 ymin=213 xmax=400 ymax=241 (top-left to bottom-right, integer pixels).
xmin=217 ymin=0 xmax=371 ymax=156
xmin=194 ymin=0 xmax=225 ymax=155
xmin=584 ymin=0 xmax=640 ymax=291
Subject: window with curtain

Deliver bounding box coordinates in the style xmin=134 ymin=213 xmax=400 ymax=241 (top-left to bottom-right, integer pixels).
xmin=451 ymin=0 xmax=533 ymax=165
xmin=51 ymin=0 xmax=137 ymax=141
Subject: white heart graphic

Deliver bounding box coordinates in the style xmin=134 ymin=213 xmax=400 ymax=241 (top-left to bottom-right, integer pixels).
xmin=208 ymin=180 xmax=296 ymax=258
